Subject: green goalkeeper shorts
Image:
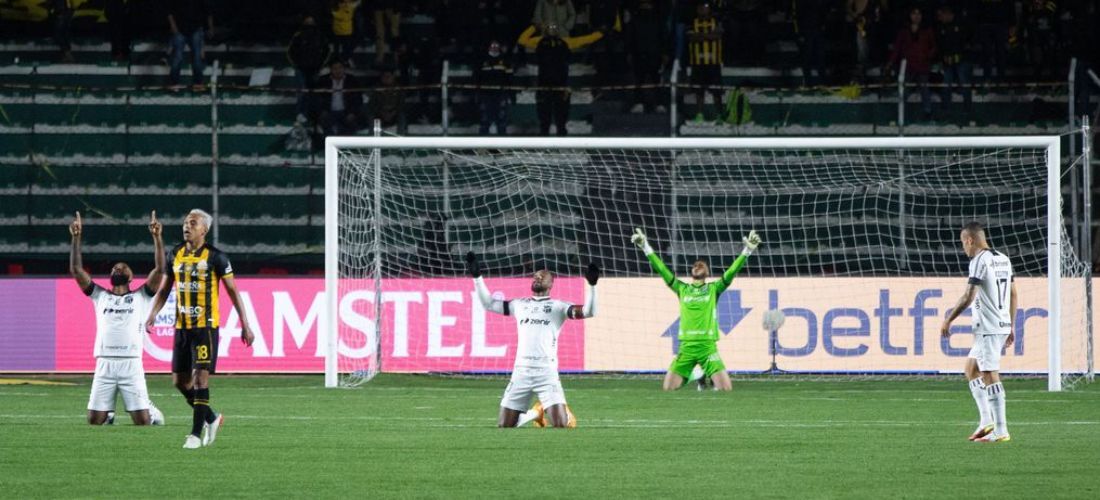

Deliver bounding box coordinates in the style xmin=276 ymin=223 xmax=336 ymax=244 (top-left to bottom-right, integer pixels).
xmin=669 ymin=341 xmax=726 ymax=379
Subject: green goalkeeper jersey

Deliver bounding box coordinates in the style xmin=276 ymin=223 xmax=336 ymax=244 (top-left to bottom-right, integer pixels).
xmin=646 ymin=252 xmax=749 ymax=343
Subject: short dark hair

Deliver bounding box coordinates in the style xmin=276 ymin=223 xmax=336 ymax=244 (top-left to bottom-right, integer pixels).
xmin=962 ymin=221 xmax=984 ymax=237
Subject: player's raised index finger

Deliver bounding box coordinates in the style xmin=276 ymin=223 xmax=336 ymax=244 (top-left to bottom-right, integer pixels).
xmin=75 ymin=211 xmax=81 ymax=223
xmin=151 ymin=210 xmax=157 ymax=221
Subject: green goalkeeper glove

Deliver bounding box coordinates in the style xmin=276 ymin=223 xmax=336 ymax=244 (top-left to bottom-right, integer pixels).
xmin=631 ymin=228 xmax=654 ymax=254
xmin=741 ymin=230 xmax=761 ymax=256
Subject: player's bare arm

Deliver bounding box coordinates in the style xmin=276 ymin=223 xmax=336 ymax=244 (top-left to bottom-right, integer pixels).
xmin=469 ymin=252 xmax=511 ymax=315
xmin=940 ymin=284 xmax=978 ymax=338
xmin=567 ymin=263 xmax=599 ymax=319
xmin=68 ymin=211 xmax=92 ymax=292
xmin=145 ymin=211 xmax=165 ymax=295
xmin=1006 ymin=282 xmax=1018 ymax=347
xmin=146 ymin=264 xmax=175 ymax=334
xmin=222 ymin=276 xmax=255 ymax=346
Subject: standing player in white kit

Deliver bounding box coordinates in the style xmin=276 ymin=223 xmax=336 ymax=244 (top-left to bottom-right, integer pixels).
xmin=466 ymin=252 xmax=598 ymax=428
xmin=941 ymin=222 xmax=1016 ymax=443
xmin=70 ymin=211 xmax=165 ymax=426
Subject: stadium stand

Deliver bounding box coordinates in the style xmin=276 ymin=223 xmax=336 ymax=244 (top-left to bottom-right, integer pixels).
xmin=0 ymin=1 xmax=1094 ymax=275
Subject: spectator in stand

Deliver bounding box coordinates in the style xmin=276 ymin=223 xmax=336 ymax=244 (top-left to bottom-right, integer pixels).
xmin=51 ymin=0 xmax=74 ymax=63
xmin=535 ymin=23 xmax=572 ymax=135
xmin=476 ymin=41 xmax=514 ymax=135
xmin=846 ymin=0 xmax=885 ymax=80
xmin=687 ymin=2 xmax=724 ymax=122
xmin=727 ymin=0 xmax=768 ymax=65
xmin=626 ymin=0 xmax=669 ymax=113
xmin=372 ymin=0 xmax=402 ymax=65
xmin=315 ymin=60 xmax=364 ymax=136
xmin=533 ymin=0 xmax=577 ymax=35
xmin=105 ymin=0 xmax=132 ymax=61
xmin=888 ymin=7 xmax=936 ymax=120
xmin=972 ymin=0 xmax=1014 ymax=81
xmin=589 ymin=0 xmax=624 ymax=87
xmin=672 ymin=0 xmax=695 ymax=67
xmin=288 ymin=15 xmax=332 ymax=120
xmin=936 ymin=5 xmax=972 ymax=111
xmin=331 ymin=0 xmax=361 ymax=67
xmin=793 ymin=0 xmax=830 ymax=87
xmin=1022 ymin=0 xmax=1060 ymax=80
xmin=369 ymin=68 xmax=406 ymax=133
xmin=167 ymin=0 xmax=213 ymax=91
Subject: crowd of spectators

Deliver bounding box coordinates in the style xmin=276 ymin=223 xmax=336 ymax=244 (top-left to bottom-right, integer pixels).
xmin=39 ymin=0 xmax=1100 ymax=132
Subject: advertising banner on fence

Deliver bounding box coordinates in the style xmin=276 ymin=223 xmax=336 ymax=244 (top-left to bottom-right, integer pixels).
xmin=0 ymin=276 xmax=1092 ymax=374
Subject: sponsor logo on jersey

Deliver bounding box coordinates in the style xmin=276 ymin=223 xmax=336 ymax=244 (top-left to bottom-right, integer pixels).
xmin=520 ymin=318 xmax=552 ymax=326
xmin=682 ymin=295 xmax=709 ymax=303
xmin=179 ymin=305 xmax=205 ymax=316
xmin=177 ymin=281 xmax=203 ymax=292
xmin=102 ymin=307 xmax=135 ymax=315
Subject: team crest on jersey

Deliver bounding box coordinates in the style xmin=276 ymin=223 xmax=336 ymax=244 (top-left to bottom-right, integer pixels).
xmin=124 ymin=295 xmax=133 ymax=304
xmin=543 ymin=305 xmax=552 ymax=313
xmin=196 ymin=260 xmax=208 ymax=272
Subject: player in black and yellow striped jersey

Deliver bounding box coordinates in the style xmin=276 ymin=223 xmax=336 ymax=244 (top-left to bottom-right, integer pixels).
xmin=146 ymin=208 xmax=255 ymax=449
xmin=687 ymin=3 xmax=724 ymax=122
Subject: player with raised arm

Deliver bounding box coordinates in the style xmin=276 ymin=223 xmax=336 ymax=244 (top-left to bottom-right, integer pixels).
xmin=467 ymin=252 xmax=598 ymax=428
xmin=941 ymin=222 xmax=1016 ymax=443
xmin=146 ymin=209 xmax=255 ymax=449
xmin=632 ymin=228 xmax=760 ymax=391
xmin=70 ymin=210 xmax=165 ymax=426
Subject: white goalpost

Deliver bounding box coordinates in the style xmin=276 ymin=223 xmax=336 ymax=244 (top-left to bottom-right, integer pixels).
xmin=324 ymin=135 xmax=1092 ymax=391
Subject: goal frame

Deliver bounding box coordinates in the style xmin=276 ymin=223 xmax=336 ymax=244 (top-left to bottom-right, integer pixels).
xmin=324 ymin=136 xmax=1066 ymax=390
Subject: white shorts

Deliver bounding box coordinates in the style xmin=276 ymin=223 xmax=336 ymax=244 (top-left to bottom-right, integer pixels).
xmin=87 ymin=357 xmax=150 ymax=412
xmin=500 ymin=366 xmax=566 ymax=412
xmin=968 ymin=333 xmax=1009 ymax=372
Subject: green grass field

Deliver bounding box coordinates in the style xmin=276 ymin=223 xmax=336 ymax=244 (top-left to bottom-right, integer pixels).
xmin=1 ymin=374 xmax=1098 ymax=499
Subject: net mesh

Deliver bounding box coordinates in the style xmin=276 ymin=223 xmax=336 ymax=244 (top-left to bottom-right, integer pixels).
xmin=333 ymin=143 xmax=1092 ymax=389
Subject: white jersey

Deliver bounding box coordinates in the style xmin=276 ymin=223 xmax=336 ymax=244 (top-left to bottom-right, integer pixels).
xmin=89 ymin=284 xmax=154 ymax=358
xmin=508 ymin=296 xmax=573 ymax=370
xmin=968 ymin=248 xmax=1014 ymax=335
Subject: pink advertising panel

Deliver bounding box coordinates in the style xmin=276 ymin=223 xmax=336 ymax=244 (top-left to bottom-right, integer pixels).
xmin=48 ymin=277 xmax=585 ymax=373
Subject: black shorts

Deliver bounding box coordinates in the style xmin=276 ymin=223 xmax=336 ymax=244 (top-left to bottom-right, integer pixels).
xmin=691 ymin=65 xmax=722 ymax=87
xmin=172 ymin=328 xmax=219 ymax=374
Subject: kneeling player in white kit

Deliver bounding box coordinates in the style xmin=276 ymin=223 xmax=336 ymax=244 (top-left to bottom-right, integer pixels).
xmin=70 ymin=211 xmax=165 ymax=426
xmin=941 ymin=222 xmax=1016 ymax=443
xmin=466 ymin=253 xmax=597 ymax=428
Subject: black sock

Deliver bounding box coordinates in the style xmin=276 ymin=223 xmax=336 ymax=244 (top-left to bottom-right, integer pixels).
xmin=204 ymin=388 xmax=217 ymax=424
xmin=180 ymin=386 xmax=195 ymax=406
xmin=191 ymin=388 xmax=210 ymax=436
xmin=181 ymin=387 xmax=217 ymax=424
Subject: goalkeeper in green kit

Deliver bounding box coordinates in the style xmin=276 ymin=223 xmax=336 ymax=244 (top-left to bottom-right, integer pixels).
xmin=632 ymin=228 xmax=761 ymax=391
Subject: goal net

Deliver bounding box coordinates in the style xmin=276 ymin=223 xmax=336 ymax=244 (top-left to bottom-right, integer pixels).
xmin=325 ymin=137 xmax=1093 ymax=391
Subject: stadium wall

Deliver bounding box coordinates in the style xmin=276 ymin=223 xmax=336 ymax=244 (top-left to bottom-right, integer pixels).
xmin=0 ymin=277 xmax=1092 ymax=374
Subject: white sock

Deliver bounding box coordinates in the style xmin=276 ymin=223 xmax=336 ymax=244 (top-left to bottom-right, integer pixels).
xmin=968 ymin=378 xmax=992 ymax=427
xmin=516 ymin=409 xmax=539 ymax=427
xmin=985 ymin=382 xmax=1008 ymax=435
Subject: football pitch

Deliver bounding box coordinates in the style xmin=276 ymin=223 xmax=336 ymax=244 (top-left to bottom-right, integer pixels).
xmin=1 ymin=375 xmax=1098 ymax=499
